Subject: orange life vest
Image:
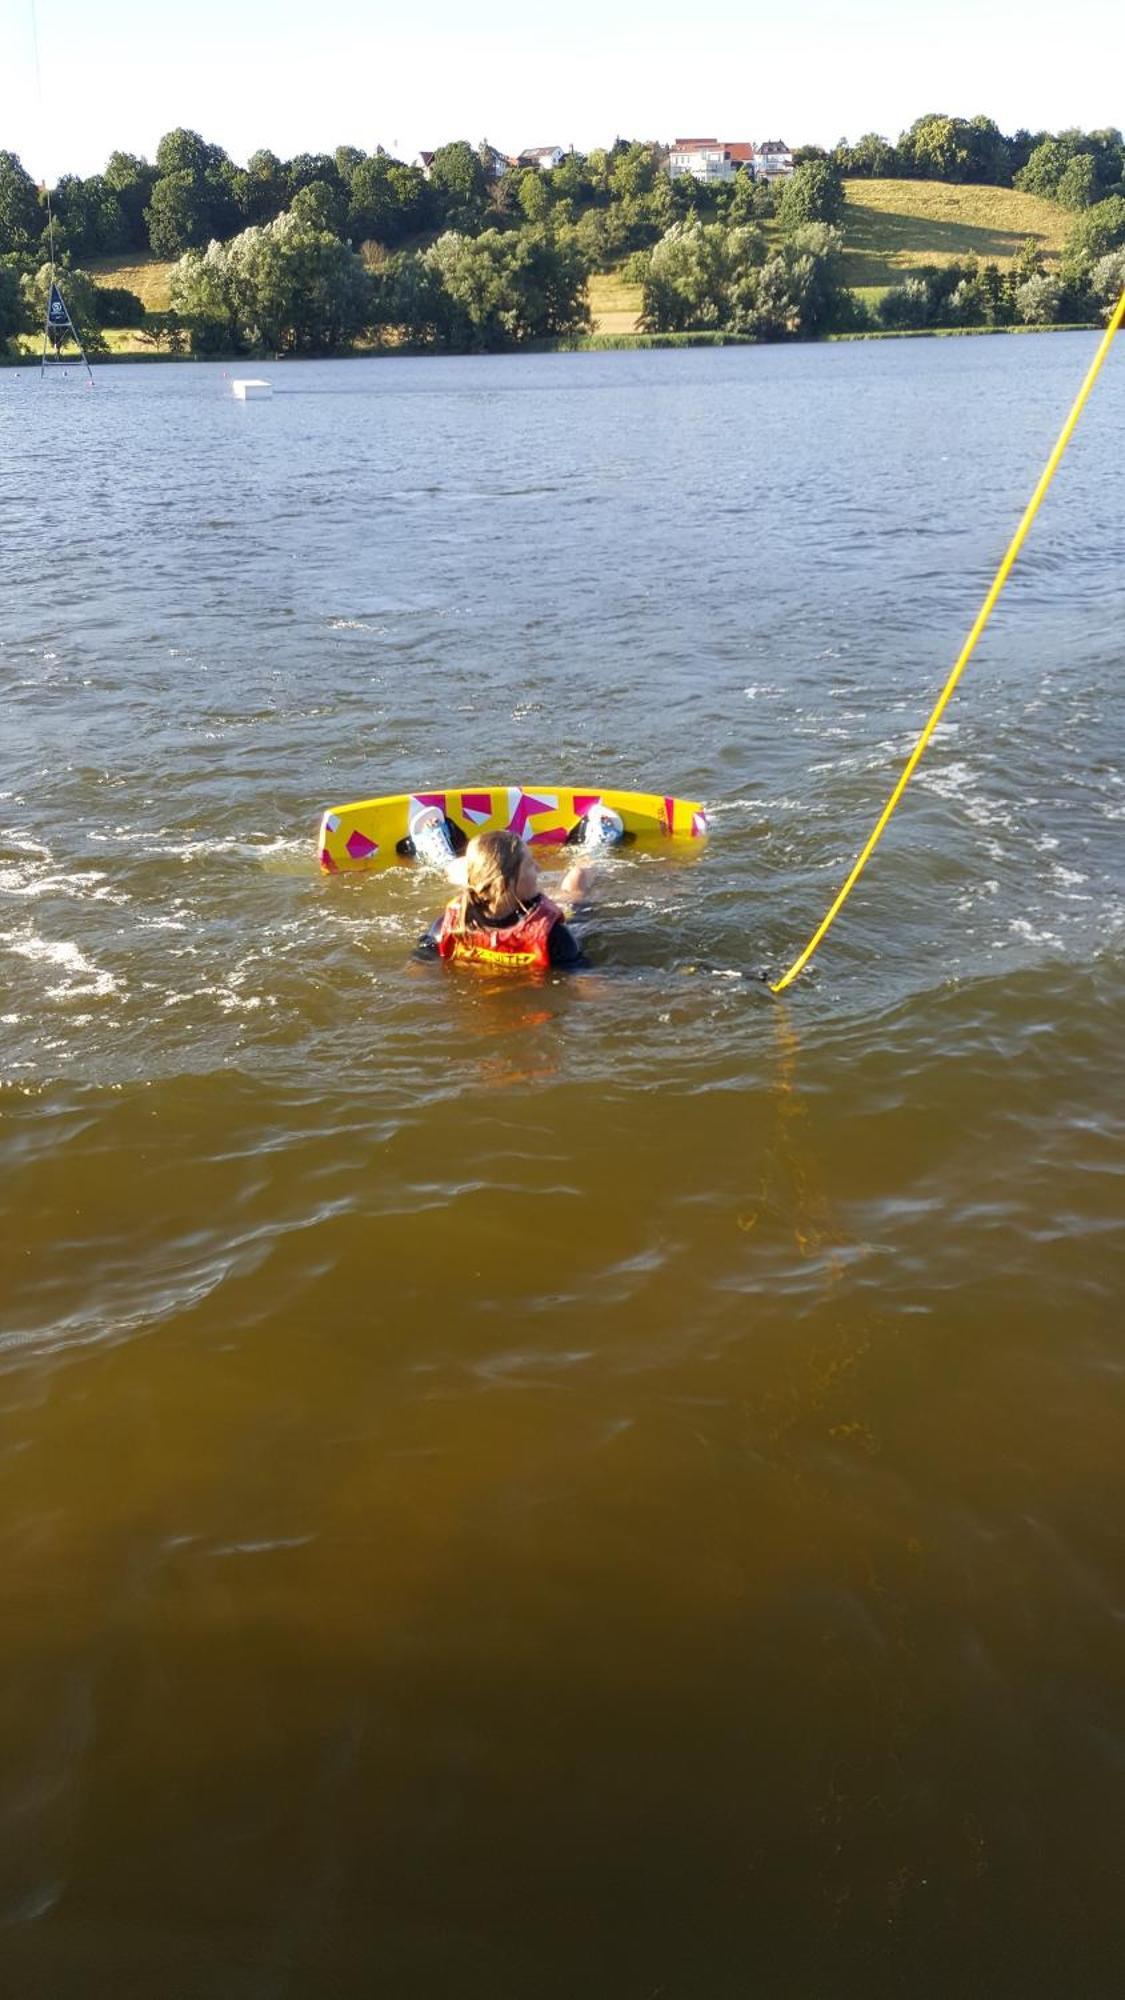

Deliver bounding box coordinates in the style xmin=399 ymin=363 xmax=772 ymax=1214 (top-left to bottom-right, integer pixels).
xmin=436 ymin=893 xmax=563 ymax=971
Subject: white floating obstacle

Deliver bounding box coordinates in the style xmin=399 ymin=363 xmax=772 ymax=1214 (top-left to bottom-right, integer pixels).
xmin=231 ymin=379 xmax=273 ymax=400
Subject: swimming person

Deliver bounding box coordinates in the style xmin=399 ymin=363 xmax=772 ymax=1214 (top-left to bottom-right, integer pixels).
xmin=415 ymin=829 xmax=594 ymax=971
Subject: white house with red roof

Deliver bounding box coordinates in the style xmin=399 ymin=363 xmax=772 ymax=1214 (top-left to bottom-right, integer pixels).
xmin=668 ymin=139 xmax=761 ymax=183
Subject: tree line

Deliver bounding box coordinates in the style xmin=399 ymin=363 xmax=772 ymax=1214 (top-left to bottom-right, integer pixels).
xmin=3 ymin=117 xmax=1123 ymax=266
xmin=2 ymin=121 xmax=1124 ymax=357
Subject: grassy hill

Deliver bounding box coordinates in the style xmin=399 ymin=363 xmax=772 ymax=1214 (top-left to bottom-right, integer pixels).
xmin=88 ymin=252 xmax=174 ymax=311
xmin=838 ymin=177 xmax=1070 ymax=289
xmin=74 ymin=182 xmax=1075 ymax=345
xmin=589 ymin=180 xmax=1074 ymax=332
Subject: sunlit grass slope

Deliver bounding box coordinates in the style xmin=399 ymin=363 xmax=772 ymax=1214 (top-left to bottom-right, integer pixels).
xmin=840 ymin=179 xmax=1070 ymax=287
xmin=587 ymin=269 xmax=643 ymax=334
xmin=88 ymin=253 xmax=174 ymax=311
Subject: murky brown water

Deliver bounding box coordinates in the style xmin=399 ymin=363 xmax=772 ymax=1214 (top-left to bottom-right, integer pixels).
xmin=2 ymin=342 xmax=1124 ymax=1995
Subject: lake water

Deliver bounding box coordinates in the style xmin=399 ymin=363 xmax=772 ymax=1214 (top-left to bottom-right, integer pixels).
xmin=2 ymin=338 xmax=1123 ymax=1996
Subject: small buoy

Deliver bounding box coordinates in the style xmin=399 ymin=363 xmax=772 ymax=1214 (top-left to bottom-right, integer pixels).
xmin=231 ymin=378 xmax=273 ymax=400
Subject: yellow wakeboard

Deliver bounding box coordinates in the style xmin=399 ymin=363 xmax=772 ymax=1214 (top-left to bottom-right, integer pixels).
xmin=318 ymin=785 xmax=708 ymax=873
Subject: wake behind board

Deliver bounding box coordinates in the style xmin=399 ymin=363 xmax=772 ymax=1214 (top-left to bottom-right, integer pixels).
xmin=319 ymin=786 xmax=708 ymax=873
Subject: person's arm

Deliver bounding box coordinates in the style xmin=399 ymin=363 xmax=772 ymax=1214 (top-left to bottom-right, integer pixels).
xmin=558 ymin=861 xmax=598 ymax=906
xmin=548 ymin=918 xmax=589 ymax=969
xmin=413 ymin=916 xmax=444 ymax=961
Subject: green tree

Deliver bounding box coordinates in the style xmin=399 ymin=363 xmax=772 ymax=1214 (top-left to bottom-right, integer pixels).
xmin=231 ymin=150 xmax=288 ymax=227
xmin=898 ymin=114 xmax=968 ymax=180
xmin=503 ymin=224 xmax=590 ymax=338
xmin=1063 ymin=195 xmax=1125 ymax=278
xmin=641 ymin=218 xmax=768 ymax=331
xmin=0 ymin=258 xmax=27 ymax=345
xmin=551 ymin=151 xmax=594 ymax=205
xmin=104 ymin=152 xmax=157 ymax=248
xmin=585 ymin=149 xmax=612 ymax=201
xmin=877 ymin=275 xmax=934 ymax=328
xmin=334 ymin=146 xmax=366 ymax=184
xmin=729 ymin=228 xmax=846 ymax=338
xmin=428 ymin=141 xmax=489 ymax=231
xmin=609 ymin=142 xmax=661 ymax=202
xmin=573 ymin=207 xmax=609 ymax=268
xmin=51 ymin=173 xmax=129 ymax=258
xmin=416 ymin=224 xmax=590 ymax=348
xmin=171 ymin=211 xmax=373 ymax=352
xmin=155 ymin=128 xmax=226 ymax=178
xmin=517 ymin=171 xmax=550 ymax=224
xmin=145 ymin=171 xmax=215 ymax=257
xmin=1088 ymin=246 xmax=1125 ymax=317
xmin=347 ymin=155 xmax=429 ymax=246
xmin=91 ymin=283 xmax=144 ymax=326
xmin=1009 ymin=129 xmax=1043 ymax=178
xmin=137 ymin=308 xmax=187 ymax=355
xmin=1056 ymin=154 xmax=1100 ymax=210
xmin=836 ymin=133 xmax=897 ymax=178
xmin=1016 ymin=137 xmax=1076 ymax=198
xmin=1013 ymin=235 xmax=1046 ymax=281
xmin=641 ymin=218 xmax=728 ymax=330
xmin=380 ymin=250 xmax=452 ymax=346
xmin=285 ymin=153 xmax=340 ymax=200
xmin=1014 ymin=273 xmax=1063 ymax=323
xmin=385 ymin=163 xmax=430 ymax=237
xmin=0 ymin=152 xmax=42 ymax=252
xmin=778 ymin=158 xmax=845 ymax=231
xmin=424 ymin=229 xmax=512 ymax=346
xmin=962 ymin=116 xmax=1012 ymax=185
xmin=895 ymin=113 xmax=1010 ymax=183
xmin=290 ymin=179 xmax=347 ymax=236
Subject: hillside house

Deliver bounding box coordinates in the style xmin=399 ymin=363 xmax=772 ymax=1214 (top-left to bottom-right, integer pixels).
xmin=753 ymin=141 xmax=794 ymax=180
xmin=481 ymin=144 xmax=515 ymax=180
xmin=517 ymin=147 xmax=566 ymax=170
xmin=668 ymin=139 xmax=756 ymax=183
xmin=415 ymin=144 xmax=514 ymax=182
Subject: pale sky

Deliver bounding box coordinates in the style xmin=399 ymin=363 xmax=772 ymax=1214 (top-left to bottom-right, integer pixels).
xmin=3 ymin=0 xmax=1123 ymax=183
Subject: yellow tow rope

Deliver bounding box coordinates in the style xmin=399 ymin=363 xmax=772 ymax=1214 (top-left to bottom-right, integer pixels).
xmin=771 ymin=288 xmax=1125 ymax=996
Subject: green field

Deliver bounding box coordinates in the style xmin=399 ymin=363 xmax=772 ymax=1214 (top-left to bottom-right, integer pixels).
xmin=87 ymin=252 xmax=174 ymax=311
xmin=839 ymin=177 xmax=1070 ymax=288
xmin=587 ymin=270 xmax=644 ymax=334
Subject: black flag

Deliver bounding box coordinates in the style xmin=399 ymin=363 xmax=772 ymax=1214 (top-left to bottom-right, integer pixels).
xmin=41 ymin=276 xmax=94 ymax=382
xmin=47 ymin=280 xmax=73 ymax=331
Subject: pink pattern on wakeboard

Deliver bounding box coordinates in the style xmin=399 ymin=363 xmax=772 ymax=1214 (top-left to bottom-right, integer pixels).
xmin=508 ymin=791 xmax=558 ymax=839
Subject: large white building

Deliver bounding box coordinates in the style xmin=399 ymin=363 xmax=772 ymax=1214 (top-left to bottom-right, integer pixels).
xmin=668 ymin=137 xmax=794 ymax=183
xmin=668 ymin=139 xmax=749 ymax=184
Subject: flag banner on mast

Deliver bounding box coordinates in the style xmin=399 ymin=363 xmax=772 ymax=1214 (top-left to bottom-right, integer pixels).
xmin=41 ymin=275 xmax=94 ymax=382
xmin=47 ymin=280 xmax=74 ymax=332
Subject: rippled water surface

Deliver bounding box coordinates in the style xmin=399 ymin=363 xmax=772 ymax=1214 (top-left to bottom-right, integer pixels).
xmin=2 ymin=340 xmax=1124 ymax=1995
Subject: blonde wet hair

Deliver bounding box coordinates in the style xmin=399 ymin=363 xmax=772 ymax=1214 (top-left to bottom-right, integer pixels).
xmin=458 ymin=830 xmax=532 ymax=927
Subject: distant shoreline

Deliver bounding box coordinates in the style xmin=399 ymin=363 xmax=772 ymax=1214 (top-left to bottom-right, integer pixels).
xmin=1 ymin=321 xmax=1102 ymax=371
